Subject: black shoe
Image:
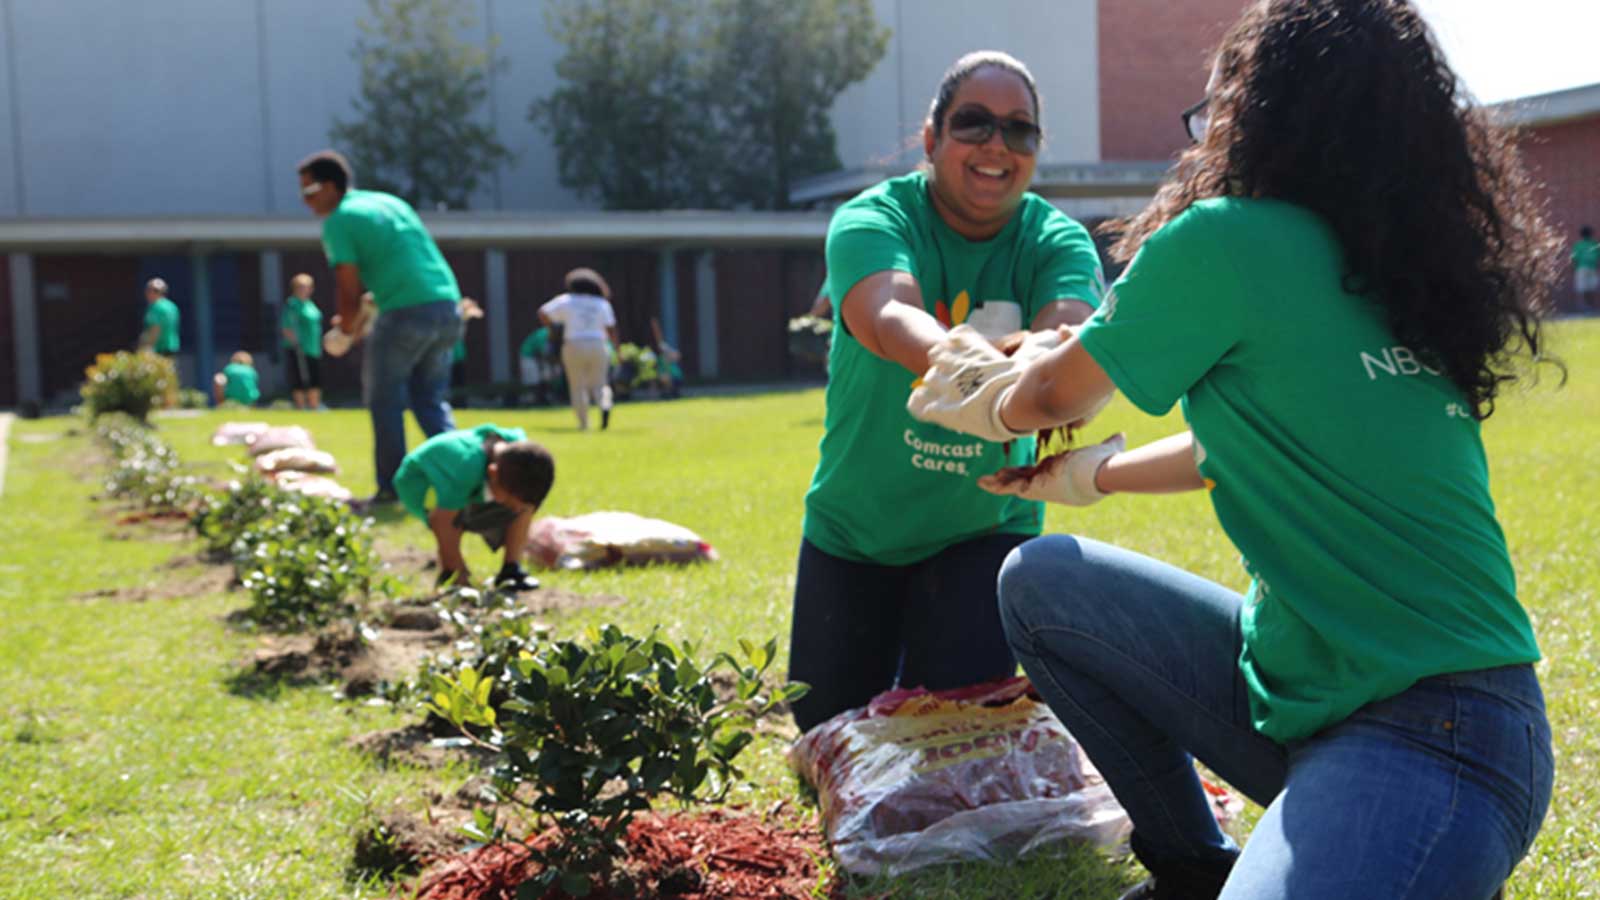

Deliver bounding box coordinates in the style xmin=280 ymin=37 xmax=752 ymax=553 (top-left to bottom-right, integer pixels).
xmin=1120 ymin=833 xmax=1234 ymax=900
xmin=495 ymin=562 xmax=540 ymax=592
xmin=349 ymin=488 xmax=399 ymax=514
xmin=600 ymin=408 xmax=611 ymax=430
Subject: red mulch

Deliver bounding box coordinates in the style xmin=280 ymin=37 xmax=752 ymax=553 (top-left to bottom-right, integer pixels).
xmin=412 ymin=809 xmax=842 ymax=900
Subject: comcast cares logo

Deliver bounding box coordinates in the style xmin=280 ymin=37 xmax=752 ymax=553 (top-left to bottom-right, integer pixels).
xmin=934 ymin=290 xmax=973 ymax=327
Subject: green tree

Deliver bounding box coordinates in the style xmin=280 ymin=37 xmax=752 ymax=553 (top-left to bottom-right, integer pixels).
xmin=533 ymin=0 xmax=719 ymax=210
xmin=705 ymin=0 xmax=889 ymax=209
xmin=331 ymin=0 xmax=511 ymax=210
xmin=534 ymin=0 xmax=889 ymax=211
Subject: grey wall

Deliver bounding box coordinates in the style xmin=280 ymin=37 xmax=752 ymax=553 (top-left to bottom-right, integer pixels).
xmin=0 ymin=0 xmax=1096 ymax=217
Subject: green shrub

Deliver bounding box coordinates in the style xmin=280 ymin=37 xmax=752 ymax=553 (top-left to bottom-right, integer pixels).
xmin=190 ymin=473 xmax=286 ymax=559
xmin=614 ymin=343 xmax=659 ymax=390
xmin=234 ymin=495 xmax=383 ymax=629
xmin=94 ymin=415 xmax=201 ymax=514
xmin=429 ymin=626 xmax=807 ymax=898
xmin=177 ymin=387 xmax=210 ymax=410
xmin=80 ymin=351 xmax=176 ymax=421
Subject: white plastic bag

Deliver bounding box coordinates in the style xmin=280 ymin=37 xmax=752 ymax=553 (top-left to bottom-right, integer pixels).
xmin=789 ymin=677 xmax=1130 ymax=876
xmin=211 ymin=422 xmax=270 ymax=447
xmin=524 ymin=511 xmax=716 ymax=570
xmin=246 ymin=426 xmax=315 ymax=456
xmin=254 ymin=447 xmax=338 ymax=475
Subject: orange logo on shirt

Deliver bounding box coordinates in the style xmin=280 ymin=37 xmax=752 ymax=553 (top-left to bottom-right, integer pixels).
xmin=934 ymin=291 xmax=972 ymax=328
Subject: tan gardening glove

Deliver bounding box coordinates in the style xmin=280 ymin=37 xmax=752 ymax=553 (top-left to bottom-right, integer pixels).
xmin=907 ymin=325 xmax=1030 ymax=442
xmin=977 ymin=433 xmax=1126 ymax=506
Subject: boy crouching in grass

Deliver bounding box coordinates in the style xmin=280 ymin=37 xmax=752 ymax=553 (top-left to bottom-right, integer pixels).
xmin=394 ymin=423 xmax=553 ymax=591
xmin=212 ymin=351 xmax=261 ymax=406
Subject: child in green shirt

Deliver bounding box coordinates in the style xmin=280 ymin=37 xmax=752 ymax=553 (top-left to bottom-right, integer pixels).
xmin=211 ymin=351 xmax=261 ymax=406
xmin=393 ymin=423 xmax=554 ymax=590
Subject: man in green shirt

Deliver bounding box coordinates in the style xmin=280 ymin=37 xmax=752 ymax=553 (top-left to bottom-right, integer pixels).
xmin=139 ymin=277 xmax=181 ymax=358
xmin=280 ymin=273 xmax=325 ymax=411
xmin=393 ymin=423 xmax=554 ymax=590
xmin=298 ymin=150 xmax=463 ymax=506
xmin=1572 ymin=225 xmax=1598 ymax=311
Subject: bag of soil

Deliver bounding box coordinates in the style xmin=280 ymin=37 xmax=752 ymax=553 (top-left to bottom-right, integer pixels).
xmin=246 ymin=425 xmax=316 ymax=456
xmin=524 ymin=511 xmax=716 ymax=570
xmin=254 ymin=447 xmax=338 ymax=475
xmin=789 ymin=677 xmax=1130 ymax=876
xmin=211 ymin=421 xmax=270 ymax=447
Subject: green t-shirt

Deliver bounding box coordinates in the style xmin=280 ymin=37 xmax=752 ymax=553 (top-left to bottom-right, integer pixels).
xmin=220 ymin=362 xmax=259 ymax=405
xmin=520 ymin=327 xmax=550 ymax=358
xmin=143 ymin=297 xmax=180 ymax=353
xmin=280 ymin=296 xmax=324 ymax=359
xmin=1572 ymin=238 xmax=1600 ymax=270
xmin=1078 ymin=197 xmax=1539 ymax=742
xmin=804 ymin=171 xmax=1105 ymax=565
xmin=394 ymin=423 xmax=527 ymax=523
xmin=320 ymin=189 xmax=460 ymax=313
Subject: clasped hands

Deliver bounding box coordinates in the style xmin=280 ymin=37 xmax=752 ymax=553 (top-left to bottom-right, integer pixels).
xmin=907 ymin=324 xmax=1119 ymax=506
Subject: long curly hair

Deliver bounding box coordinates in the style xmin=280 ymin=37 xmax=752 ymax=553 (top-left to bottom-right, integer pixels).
xmin=1109 ymin=0 xmax=1562 ymax=418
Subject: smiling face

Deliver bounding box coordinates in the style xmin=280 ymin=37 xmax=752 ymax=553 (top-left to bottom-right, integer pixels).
xmin=923 ymin=65 xmax=1039 ymax=240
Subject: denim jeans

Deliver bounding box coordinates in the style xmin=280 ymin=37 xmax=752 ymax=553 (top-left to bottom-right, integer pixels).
xmin=786 ymin=533 xmax=1029 ymax=732
xmin=362 ymin=300 xmax=462 ymax=493
xmin=998 ymin=535 xmax=1553 ymax=900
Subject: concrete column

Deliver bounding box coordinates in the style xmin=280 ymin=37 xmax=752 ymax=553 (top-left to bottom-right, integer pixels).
xmin=694 ymin=251 xmax=717 ymax=379
xmin=485 ymin=248 xmax=510 ymax=383
xmin=191 ymin=250 xmax=213 ymax=389
xmin=259 ymin=249 xmax=283 ymax=332
xmin=657 ymin=248 xmax=678 ymax=348
xmin=7 ymin=252 xmax=38 ymax=405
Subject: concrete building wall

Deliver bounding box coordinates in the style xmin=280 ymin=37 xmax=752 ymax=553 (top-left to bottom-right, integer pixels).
xmin=1097 ymin=0 xmax=1246 ymax=162
xmin=1519 ymin=115 xmax=1600 ymax=313
xmin=0 ymin=0 xmax=1096 ymax=217
xmin=831 ymin=0 xmax=1101 ymax=172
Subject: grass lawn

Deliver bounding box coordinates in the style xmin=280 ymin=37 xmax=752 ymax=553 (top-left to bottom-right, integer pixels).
xmin=1 ymin=318 xmax=1595 ymax=899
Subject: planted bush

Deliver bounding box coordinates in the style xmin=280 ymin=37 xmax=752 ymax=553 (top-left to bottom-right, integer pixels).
xmin=191 ymin=473 xmax=285 ymax=559
xmin=234 ymin=494 xmax=383 ymax=628
xmin=81 ymin=351 xmax=176 ymax=421
xmin=95 ymin=415 xmax=201 ymax=515
xmin=430 ymin=626 xmax=807 ymax=898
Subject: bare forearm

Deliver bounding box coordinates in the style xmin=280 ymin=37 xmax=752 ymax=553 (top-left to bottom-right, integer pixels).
xmin=1000 ymin=340 xmax=1116 ymax=431
xmin=428 ymin=509 xmax=468 ymax=571
xmin=870 ymin=302 xmax=948 ymax=375
xmin=1095 ymin=431 xmax=1205 ymax=495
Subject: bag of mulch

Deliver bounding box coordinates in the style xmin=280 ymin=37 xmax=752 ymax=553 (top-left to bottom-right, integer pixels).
xmin=246 ymin=425 xmax=315 ymax=456
xmin=211 ymin=421 xmax=270 ymax=447
xmin=789 ymin=677 xmax=1131 ymax=876
xmin=272 ymin=471 xmax=353 ymax=502
xmin=524 ymin=511 xmax=717 ymax=570
xmin=254 ymin=447 xmax=338 ymax=475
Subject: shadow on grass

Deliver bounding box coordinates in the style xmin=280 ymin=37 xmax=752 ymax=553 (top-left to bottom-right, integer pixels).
xmin=835 ymin=840 xmax=1136 ymax=900
xmin=222 ymin=665 xmax=323 ymax=701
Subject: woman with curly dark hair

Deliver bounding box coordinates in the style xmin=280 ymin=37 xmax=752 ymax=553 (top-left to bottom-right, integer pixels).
xmin=907 ymin=1 xmax=1560 ymax=897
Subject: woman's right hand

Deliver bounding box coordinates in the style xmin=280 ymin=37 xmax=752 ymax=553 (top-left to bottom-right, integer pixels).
xmin=977 ymin=433 xmax=1125 ymax=505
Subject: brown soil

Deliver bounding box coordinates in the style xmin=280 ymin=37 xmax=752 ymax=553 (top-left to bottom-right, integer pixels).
xmin=349 ymin=724 xmax=494 ymax=770
xmin=411 ymin=808 xmax=841 ymax=900
xmin=353 ymin=809 xmax=475 ymax=880
xmin=248 ymin=618 xmax=452 ymax=697
xmin=68 ymin=563 xmax=235 ymax=604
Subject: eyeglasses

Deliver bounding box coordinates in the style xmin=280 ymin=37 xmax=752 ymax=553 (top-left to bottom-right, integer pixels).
xmin=1181 ymin=98 xmax=1210 ymax=144
xmin=947 ymin=106 xmax=1042 ymax=156
xmin=300 ymin=182 xmax=324 ymax=197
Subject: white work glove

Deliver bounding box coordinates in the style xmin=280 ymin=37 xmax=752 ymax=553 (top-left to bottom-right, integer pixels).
xmin=977 ymin=433 xmax=1126 ymax=506
xmin=907 ymin=325 xmax=1029 ymax=442
xmin=1006 ymin=326 xmax=1070 ymax=365
xmin=322 ymin=326 xmax=354 ymax=357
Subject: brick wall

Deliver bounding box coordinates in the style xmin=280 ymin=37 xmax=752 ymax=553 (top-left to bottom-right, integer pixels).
xmin=1518 ymin=116 xmax=1600 ymax=313
xmin=1097 ymin=0 xmax=1247 ymax=162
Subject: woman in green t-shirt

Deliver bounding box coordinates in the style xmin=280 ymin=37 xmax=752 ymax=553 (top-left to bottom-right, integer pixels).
xmin=787 ymin=51 xmax=1106 ymax=732
xmin=912 ymin=3 xmax=1558 ymax=898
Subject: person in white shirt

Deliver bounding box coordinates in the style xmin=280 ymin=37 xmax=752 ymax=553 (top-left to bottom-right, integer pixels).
xmin=540 ymin=267 xmax=620 ymax=430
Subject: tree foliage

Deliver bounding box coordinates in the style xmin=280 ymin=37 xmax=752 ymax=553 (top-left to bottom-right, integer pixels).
xmin=331 ymin=0 xmax=511 ymax=210
xmin=704 ymin=0 xmax=890 ymax=209
xmin=534 ymin=0 xmax=889 ymax=210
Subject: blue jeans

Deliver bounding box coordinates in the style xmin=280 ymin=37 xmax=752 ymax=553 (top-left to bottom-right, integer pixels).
xmin=362 ymin=300 xmax=462 ymax=493
xmin=787 ymin=533 xmax=1029 ymax=732
xmin=998 ymin=535 xmax=1553 ymax=900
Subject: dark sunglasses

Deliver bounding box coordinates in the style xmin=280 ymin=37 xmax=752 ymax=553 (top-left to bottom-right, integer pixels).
xmin=946 ymin=107 xmax=1042 ymax=155
xmin=1181 ymin=97 xmax=1210 ymax=144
